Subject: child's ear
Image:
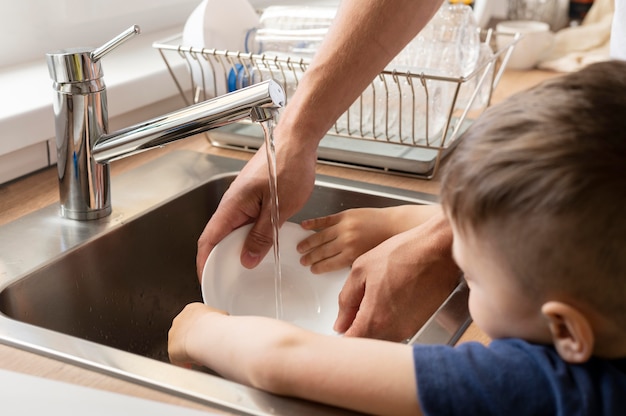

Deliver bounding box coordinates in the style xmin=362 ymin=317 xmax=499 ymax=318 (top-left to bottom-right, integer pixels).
xmin=541 ymin=301 xmax=594 ymax=363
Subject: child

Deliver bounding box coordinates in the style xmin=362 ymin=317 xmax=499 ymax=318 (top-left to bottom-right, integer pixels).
xmin=169 ymin=60 xmax=626 ymax=415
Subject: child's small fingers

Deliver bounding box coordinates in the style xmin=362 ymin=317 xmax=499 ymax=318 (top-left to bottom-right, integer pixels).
xmin=300 ymin=240 xmax=340 ymax=267
xmin=309 ymin=254 xmax=350 ymax=274
xmin=300 ymin=213 xmax=341 ymax=231
xmin=299 ymin=252 xmax=314 ymax=266
xmin=297 ymin=228 xmax=336 ymax=253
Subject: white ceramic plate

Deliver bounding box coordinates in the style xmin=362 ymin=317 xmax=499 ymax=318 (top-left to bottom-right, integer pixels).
xmin=202 ymin=222 xmax=349 ymax=335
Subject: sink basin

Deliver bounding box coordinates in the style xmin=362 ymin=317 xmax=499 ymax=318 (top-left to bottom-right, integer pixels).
xmin=0 ymin=151 xmax=470 ymax=415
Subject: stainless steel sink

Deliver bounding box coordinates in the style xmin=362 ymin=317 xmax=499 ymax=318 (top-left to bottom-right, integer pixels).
xmin=0 ymin=150 xmax=470 ymax=415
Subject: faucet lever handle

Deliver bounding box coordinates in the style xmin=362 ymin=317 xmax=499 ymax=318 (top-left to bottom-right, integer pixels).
xmin=91 ymin=25 xmax=141 ymax=62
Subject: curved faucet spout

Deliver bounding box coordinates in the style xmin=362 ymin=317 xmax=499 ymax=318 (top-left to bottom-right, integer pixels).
xmin=92 ymin=80 xmax=284 ymax=164
xmin=46 ymin=25 xmax=285 ymax=220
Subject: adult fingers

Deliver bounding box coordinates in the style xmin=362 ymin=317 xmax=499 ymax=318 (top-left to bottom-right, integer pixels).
xmin=333 ymin=267 xmax=366 ymax=334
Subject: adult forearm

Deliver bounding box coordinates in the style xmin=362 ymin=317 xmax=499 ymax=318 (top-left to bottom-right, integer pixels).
xmin=275 ymin=0 xmax=444 ymax=151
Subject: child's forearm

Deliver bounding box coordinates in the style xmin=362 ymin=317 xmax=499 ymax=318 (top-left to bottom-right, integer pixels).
xmin=385 ymin=204 xmax=443 ymax=236
xmin=185 ymin=312 xmax=319 ymax=389
xmin=185 ymin=312 xmax=421 ymax=415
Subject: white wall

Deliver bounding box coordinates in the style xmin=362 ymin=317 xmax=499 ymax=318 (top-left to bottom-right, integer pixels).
xmin=0 ymin=0 xmax=199 ymax=68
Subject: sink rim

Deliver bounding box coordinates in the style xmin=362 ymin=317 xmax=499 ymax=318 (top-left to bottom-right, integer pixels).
xmin=0 ymin=151 xmax=467 ymax=415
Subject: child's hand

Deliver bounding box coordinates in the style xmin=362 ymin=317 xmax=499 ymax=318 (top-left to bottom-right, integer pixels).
xmin=297 ymin=208 xmax=395 ymax=273
xmin=168 ymin=303 xmax=227 ymax=368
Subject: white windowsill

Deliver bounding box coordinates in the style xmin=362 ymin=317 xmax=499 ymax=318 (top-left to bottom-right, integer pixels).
xmin=0 ymin=26 xmax=189 ymax=184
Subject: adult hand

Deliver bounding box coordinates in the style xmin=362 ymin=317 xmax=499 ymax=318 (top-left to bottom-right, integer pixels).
xmin=195 ymin=0 xmax=445 ymax=279
xmin=334 ymin=212 xmax=461 ymax=342
xmin=196 ymin=140 xmax=317 ymax=278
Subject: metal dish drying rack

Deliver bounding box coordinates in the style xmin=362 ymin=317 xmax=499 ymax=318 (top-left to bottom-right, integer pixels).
xmin=153 ymin=30 xmax=518 ymax=179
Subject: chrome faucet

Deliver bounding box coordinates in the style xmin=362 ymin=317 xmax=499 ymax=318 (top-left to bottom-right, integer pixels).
xmin=47 ymin=25 xmax=285 ymax=220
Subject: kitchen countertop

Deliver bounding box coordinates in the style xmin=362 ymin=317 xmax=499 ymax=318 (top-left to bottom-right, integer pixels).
xmin=0 ymin=69 xmax=560 ymax=413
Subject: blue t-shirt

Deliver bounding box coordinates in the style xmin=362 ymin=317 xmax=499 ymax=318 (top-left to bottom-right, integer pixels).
xmin=413 ymin=338 xmax=626 ymax=415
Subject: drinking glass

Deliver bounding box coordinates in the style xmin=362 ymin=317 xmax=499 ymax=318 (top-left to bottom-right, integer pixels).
xmin=507 ymin=0 xmax=566 ymax=30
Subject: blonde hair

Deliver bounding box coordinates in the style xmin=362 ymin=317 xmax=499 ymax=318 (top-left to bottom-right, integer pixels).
xmin=441 ymin=60 xmax=626 ymax=326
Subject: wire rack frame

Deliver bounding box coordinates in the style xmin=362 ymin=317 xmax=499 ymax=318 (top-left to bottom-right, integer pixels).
xmin=153 ymin=30 xmax=519 ymax=179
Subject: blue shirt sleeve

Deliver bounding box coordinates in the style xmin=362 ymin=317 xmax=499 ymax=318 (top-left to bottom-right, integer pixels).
xmin=413 ymin=338 xmax=626 ymax=416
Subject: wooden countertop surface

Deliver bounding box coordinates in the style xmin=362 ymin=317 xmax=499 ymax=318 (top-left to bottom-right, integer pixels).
xmin=0 ymin=69 xmax=559 ymax=413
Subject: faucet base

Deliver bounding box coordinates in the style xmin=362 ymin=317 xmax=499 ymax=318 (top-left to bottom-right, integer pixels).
xmin=59 ymin=206 xmax=112 ymax=221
